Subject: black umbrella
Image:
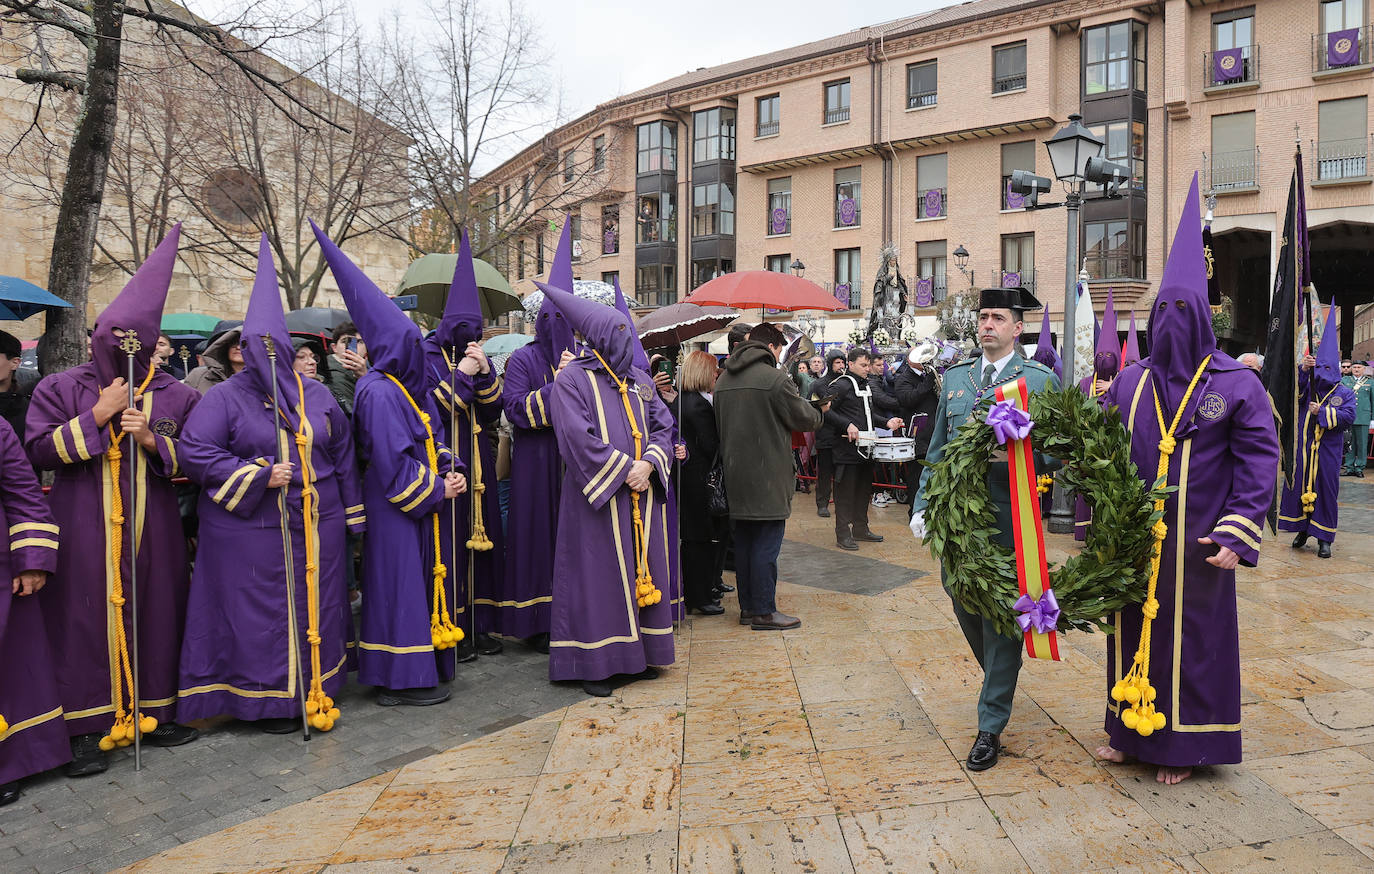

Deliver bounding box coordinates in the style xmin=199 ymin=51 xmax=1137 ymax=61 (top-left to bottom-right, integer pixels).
xmin=285 ymin=307 xmax=351 ymax=336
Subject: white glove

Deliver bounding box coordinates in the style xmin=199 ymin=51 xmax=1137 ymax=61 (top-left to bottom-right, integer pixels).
xmin=909 ymin=510 xmax=927 ymax=540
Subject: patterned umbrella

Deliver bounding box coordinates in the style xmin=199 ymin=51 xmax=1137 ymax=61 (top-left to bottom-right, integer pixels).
xmin=635 ymin=302 xmax=738 ymax=348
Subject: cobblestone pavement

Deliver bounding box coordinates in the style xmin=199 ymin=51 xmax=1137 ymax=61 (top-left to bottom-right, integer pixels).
xmin=7 ymin=481 xmax=1374 ymax=873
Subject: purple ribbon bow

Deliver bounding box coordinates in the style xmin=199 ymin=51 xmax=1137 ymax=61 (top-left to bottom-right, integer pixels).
xmin=985 ymin=399 xmax=1033 ymax=445
xmin=1014 ymin=589 xmax=1060 ymax=634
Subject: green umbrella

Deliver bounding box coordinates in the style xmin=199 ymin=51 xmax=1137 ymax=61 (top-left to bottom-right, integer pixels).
xmin=396 ymin=253 xmax=520 ymax=320
xmin=481 ymin=333 xmax=534 ymax=356
xmin=160 ymin=312 xmax=220 ymax=337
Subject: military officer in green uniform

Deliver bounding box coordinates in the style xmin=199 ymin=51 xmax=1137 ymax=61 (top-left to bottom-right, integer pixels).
xmin=1342 ymin=360 xmax=1371 ymax=477
xmin=910 ymin=285 xmax=1060 ymax=772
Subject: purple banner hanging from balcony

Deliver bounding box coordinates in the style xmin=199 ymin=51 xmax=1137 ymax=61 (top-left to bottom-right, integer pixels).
xmin=603 ymin=229 xmax=618 ymax=254
xmin=1002 ymin=272 xmax=1021 ymax=288
xmin=1005 ymin=180 xmax=1024 ymax=210
xmin=1328 ymin=29 xmax=1360 ymax=67
xmin=834 ymin=283 xmax=851 ymax=306
xmin=1213 ymin=47 xmax=1244 ymax=83
xmin=838 ymin=198 xmax=858 ymax=226
xmin=923 ymin=189 xmax=943 ymax=218
xmin=913 ymin=277 xmax=934 ymax=308
xmin=771 ymin=208 xmax=789 ymax=235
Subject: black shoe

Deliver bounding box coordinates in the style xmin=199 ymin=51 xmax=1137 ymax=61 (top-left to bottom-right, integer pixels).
xmin=714 ymin=582 xmax=735 ymax=594
xmin=837 ymin=537 xmax=859 ymax=551
xmin=1358 ymin=470 xmax=1365 ymax=478
xmin=0 ymin=781 xmax=20 ymax=807
xmin=453 ymin=640 xmax=480 ymax=663
xmin=527 ymin=632 xmax=550 ymax=654
xmin=688 ymin=601 xmax=725 ymax=616
xmin=1291 ymin=533 xmax=1309 ymax=549
xmin=147 ymin=722 xmax=199 ymax=747
xmin=1318 ymin=541 xmax=1332 ymax=559
xmin=817 ymin=507 xmax=830 ymax=518
xmin=967 ymin=731 xmax=1001 ymax=771
xmin=738 ymin=613 xmax=758 ymax=626
xmin=474 ymin=633 xmax=504 ymax=656
xmin=631 ymin=666 xmax=659 ymax=681
xmin=582 ymin=680 xmax=613 ymax=697
xmin=854 ymin=531 xmax=884 ymax=542
xmin=377 ymin=685 xmax=452 ymax=707
xmin=751 ymin=612 xmax=802 ymax=630
xmin=257 ymin=717 xmax=302 ymax=735
xmin=65 ymin=734 xmax=108 ymax=778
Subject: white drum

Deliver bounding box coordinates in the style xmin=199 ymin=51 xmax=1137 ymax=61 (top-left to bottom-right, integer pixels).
xmin=870 ymin=436 xmax=917 ymax=462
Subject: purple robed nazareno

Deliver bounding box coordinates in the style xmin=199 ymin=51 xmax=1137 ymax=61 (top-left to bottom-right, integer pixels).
xmin=26 ymin=227 xmax=201 ymax=737
xmin=176 ymin=237 xmax=364 ymax=722
xmin=1101 ymin=176 xmax=1278 ymax=767
xmin=1075 ymin=295 xmax=1120 ymax=542
xmin=1278 ymin=304 xmax=1355 ymax=543
xmin=499 ymin=223 xmax=577 ymax=640
xmin=539 ymin=283 xmax=676 ymax=681
xmin=0 ymin=418 xmax=70 ymax=783
xmin=424 ymin=231 xmax=504 ymax=637
xmin=312 ymin=222 xmax=464 ymax=691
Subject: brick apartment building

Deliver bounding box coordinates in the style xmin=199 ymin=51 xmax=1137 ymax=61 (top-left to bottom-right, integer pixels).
xmin=479 ymin=0 xmax=1373 ymax=354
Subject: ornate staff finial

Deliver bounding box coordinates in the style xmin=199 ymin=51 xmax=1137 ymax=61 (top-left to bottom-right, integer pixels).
xmin=119 ymin=329 xmax=142 ymax=356
xmin=262 ymin=334 xmax=277 ymax=358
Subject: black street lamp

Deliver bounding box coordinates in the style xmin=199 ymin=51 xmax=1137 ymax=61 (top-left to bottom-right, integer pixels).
xmin=952 ymin=244 xmax=974 ymax=288
xmin=790 ymin=258 xmax=805 ymax=277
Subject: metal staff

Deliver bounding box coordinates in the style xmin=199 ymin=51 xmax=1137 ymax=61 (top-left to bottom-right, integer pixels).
xmin=119 ymin=331 xmax=145 ymax=771
xmin=463 ymin=347 xmax=477 ymax=655
xmin=450 ymin=344 xmax=463 ymax=672
xmin=264 ymin=335 xmax=311 ymax=742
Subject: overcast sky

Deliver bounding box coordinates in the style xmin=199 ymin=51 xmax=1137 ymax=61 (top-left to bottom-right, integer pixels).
xmin=352 ymin=0 xmax=951 ymax=122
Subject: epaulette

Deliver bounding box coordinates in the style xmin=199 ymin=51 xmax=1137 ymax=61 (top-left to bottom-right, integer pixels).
xmin=946 ymin=359 xmax=974 ymax=371
xmin=1021 ymin=358 xmax=1052 ymax=375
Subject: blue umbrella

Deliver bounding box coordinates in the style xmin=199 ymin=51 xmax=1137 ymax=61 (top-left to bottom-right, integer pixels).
xmin=0 ymin=275 xmax=72 ymax=319
xmin=0 ymin=299 xmax=19 ymax=320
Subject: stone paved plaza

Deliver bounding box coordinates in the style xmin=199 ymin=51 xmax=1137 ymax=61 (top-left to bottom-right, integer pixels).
xmin=5 ymin=483 xmax=1374 ymax=873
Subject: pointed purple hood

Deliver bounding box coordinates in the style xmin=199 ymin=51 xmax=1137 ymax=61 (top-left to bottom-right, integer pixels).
xmin=1122 ymin=310 xmax=1141 ymax=367
xmin=91 ymin=224 xmax=182 ymax=385
xmin=532 ymin=216 xmax=577 ymax=365
xmin=1314 ymin=301 xmax=1341 ymax=393
xmin=1094 ymin=288 xmax=1120 ymax=379
xmin=612 ymin=277 xmax=650 ymax=371
xmin=310 ymin=220 xmax=427 ymax=394
xmin=437 ymin=229 xmax=484 ymax=349
xmin=1031 ymin=305 xmax=1061 ymax=379
xmin=1147 ymin=174 xmax=1216 ymax=411
xmin=240 ymin=234 xmax=301 ymax=427
xmin=534 ymin=280 xmax=635 ymax=376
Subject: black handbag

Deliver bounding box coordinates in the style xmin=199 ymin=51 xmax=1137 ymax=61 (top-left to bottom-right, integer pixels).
xmin=705 ymin=452 xmax=729 ymax=516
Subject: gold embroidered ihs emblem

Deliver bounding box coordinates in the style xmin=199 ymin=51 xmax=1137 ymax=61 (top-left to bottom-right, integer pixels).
xmin=1203 ymin=244 xmax=1214 ymax=280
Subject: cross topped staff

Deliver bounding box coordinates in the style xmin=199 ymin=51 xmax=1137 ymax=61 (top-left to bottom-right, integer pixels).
xmin=120 ymin=329 xmax=146 ymax=769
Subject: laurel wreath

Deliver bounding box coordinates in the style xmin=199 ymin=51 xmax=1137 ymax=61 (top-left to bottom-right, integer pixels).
xmin=921 ymin=386 xmax=1168 ymax=639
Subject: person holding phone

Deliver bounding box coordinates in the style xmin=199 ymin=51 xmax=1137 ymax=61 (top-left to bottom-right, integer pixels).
xmin=328 ymin=322 xmax=368 ymax=417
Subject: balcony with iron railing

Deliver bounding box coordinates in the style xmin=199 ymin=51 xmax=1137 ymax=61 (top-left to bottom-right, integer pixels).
xmin=1204 ymin=44 xmax=1259 ymax=89
xmin=916 ymin=187 xmax=947 ymax=219
xmin=1313 ymin=26 xmax=1373 ymax=73
xmin=907 ymin=90 xmax=937 ymax=110
xmin=910 ymin=275 xmax=948 ymax=307
xmin=823 ymin=106 xmax=851 ymax=125
xmin=824 ymin=280 xmax=863 ymax=310
xmin=1313 ymin=135 xmax=1372 ymax=182
xmin=1000 ymin=268 xmax=1035 ymax=293
xmin=1206 ymin=148 xmax=1259 ymax=193
xmin=993 ymin=72 xmax=1026 ymax=94
xmin=756 ymin=120 xmax=780 ymax=138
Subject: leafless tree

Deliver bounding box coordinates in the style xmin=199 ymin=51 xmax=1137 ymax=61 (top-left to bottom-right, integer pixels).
xmin=0 ymin=0 xmax=338 ymax=373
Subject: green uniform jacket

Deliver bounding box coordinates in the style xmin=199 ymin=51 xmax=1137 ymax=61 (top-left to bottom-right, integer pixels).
xmin=1341 ymin=375 xmax=1372 ymax=424
xmin=913 ymin=353 xmax=1061 ymax=541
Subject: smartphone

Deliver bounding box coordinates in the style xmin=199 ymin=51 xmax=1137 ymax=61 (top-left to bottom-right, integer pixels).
xmin=344 ymin=337 xmax=358 ymax=353
xmin=654 ymin=359 xmax=674 ymax=379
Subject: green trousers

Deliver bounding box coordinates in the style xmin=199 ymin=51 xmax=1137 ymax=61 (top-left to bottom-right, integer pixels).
xmin=943 ymin=571 xmax=1023 ymax=735
xmin=1345 ymin=426 xmax=1369 ymax=472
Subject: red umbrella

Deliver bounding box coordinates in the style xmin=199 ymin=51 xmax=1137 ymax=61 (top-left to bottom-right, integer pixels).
xmin=635 ymin=303 xmax=738 ymax=348
xmin=684 ymin=271 xmax=845 ymax=312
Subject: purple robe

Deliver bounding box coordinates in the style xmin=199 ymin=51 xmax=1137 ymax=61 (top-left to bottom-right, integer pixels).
xmin=176 ymin=376 xmax=363 ymax=720
xmin=501 ymin=344 xmax=560 ymax=639
xmin=26 ymin=366 xmax=199 ymax=736
xmin=353 ymin=371 xmax=463 ymax=689
xmin=1102 ymin=359 xmax=1278 ymax=766
xmin=1075 ymin=364 xmax=1117 ymax=542
xmin=0 ymin=419 xmax=70 ymax=783
xmin=425 ymin=342 xmax=506 ymax=637
xmin=548 ymin=362 xmax=676 ymax=681
xmin=1278 ymin=369 xmax=1355 ymax=543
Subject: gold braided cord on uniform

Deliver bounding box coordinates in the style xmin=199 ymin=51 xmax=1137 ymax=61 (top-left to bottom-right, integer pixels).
xmin=1299 ymin=385 xmax=1338 ymax=516
xmin=383 ymin=373 xmax=463 ymax=649
xmin=591 ymin=351 xmax=661 ymax=608
xmin=100 ymin=364 xmax=160 ymax=752
xmin=1111 ymin=355 xmax=1211 ymax=737
xmin=289 ymin=373 xmax=340 ymax=731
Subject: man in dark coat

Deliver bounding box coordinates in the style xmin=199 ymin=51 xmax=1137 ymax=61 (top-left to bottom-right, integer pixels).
xmin=809 ymin=349 xmax=847 ymax=517
xmin=715 ymin=324 xmax=824 ymax=630
xmin=892 ymin=354 xmax=939 ymax=515
xmin=824 ymin=348 xmax=903 ymax=550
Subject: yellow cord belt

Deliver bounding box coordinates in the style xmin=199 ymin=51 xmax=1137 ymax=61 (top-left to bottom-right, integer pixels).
xmin=440 ymin=350 xmax=493 ymax=553
xmin=100 ymin=365 xmax=158 ymax=752
xmin=1299 ymin=385 xmax=1337 ymax=516
xmin=286 ymin=373 xmax=340 ymax=731
xmin=385 ymin=373 xmax=463 ymax=649
xmin=592 ymin=352 xmax=661 ymax=608
xmin=1112 ymin=355 xmax=1211 ymax=738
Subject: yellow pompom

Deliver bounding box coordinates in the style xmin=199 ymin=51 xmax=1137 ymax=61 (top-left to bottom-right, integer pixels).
xmin=1136 ymin=719 xmax=1154 ymax=737
xmin=327 ymin=707 xmax=341 ymax=721
xmin=1144 ymin=685 xmax=1157 ymax=703
xmin=454 ymin=628 xmax=465 ymax=642
xmin=306 ymin=699 xmax=320 ymax=715
xmin=0 ymin=716 xmax=8 ymax=734
xmin=1124 ymin=685 xmax=1141 ymax=704
xmin=1110 ymin=683 xmax=1126 ymax=702
xmin=1152 ymin=712 xmax=1166 ymax=730
xmin=1121 ymin=710 xmax=1140 ymax=729
xmin=110 ymin=722 xmax=127 ymax=742
xmin=99 ymin=736 xmax=117 ymax=752
xmin=117 ymin=737 xmax=133 ymax=747
xmin=322 ymin=718 xmax=335 ymax=731
xmin=323 ymin=697 xmax=334 ymax=709
xmin=140 ymin=715 xmax=158 ymax=734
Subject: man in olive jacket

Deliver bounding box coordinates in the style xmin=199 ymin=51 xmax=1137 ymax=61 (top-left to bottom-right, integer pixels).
xmin=715 ymin=323 xmax=824 ymax=630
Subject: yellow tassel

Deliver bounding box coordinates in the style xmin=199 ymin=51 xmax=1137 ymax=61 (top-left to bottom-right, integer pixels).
xmin=0 ymin=715 xmax=7 ymax=734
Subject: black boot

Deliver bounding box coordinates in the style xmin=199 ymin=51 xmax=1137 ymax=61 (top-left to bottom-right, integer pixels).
xmin=687 ymin=601 xmax=725 ymax=616
xmin=257 ymin=717 xmax=302 ymax=735
xmin=377 ymin=685 xmax=451 ymax=707
xmin=0 ymin=781 xmax=21 ymax=807
xmin=582 ymin=679 xmax=613 ymax=697
xmin=65 ymin=733 xmax=108 ymax=778
xmin=526 ymin=632 xmax=550 ymax=654
xmin=630 ymin=666 xmax=659 ymax=681
xmin=1317 ymin=541 xmax=1332 ymax=559
xmin=474 ymin=633 xmax=504 ymax=656
xmin=453 ymin=639 xmax=480 ymax=663
xmin=1291 ymin=532 xmax=1309 ymax=549
xmin=147 ymin=723 xmax=199 ymax=747
xmin=966 ymin=731 xmax=1001 ymax=771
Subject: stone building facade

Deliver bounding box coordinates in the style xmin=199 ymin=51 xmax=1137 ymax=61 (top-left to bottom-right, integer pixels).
xmin=480 ymin=0 xmax=1373 ymax=353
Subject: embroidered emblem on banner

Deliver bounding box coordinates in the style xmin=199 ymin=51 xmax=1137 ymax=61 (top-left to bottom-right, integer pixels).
xmin=1199 ymin=393 xmax=1227 ymax=421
